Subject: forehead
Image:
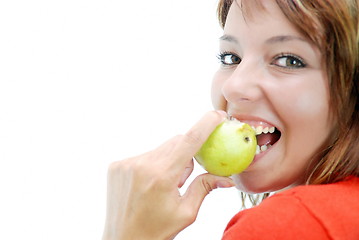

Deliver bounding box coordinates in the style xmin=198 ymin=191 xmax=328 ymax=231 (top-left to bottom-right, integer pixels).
xmin=231 ymin=0 xmax=323 ymax=46
xmin=238 ymin=0 xmax=308 ymax=25
xmin=224 ymin=0 xmax=299 ymax=36
xmin=234 ymin=0 xmax=272 ymax=19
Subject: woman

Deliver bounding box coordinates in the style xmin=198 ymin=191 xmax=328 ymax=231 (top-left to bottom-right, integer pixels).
xmin=102 ymin=0 xmax=359 ymax=239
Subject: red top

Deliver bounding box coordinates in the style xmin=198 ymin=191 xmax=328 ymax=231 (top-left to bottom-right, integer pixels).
xmin=222 ymin=176 xmax=359 ymax=240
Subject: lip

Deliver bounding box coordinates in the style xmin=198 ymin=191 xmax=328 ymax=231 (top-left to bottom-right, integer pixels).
xmin=227 ymin=112 xmax=282 ymax=167
xmin=242 ymin=138 xmax=279 ymax=172
xmin=253 ymin=143 xmax=273 ymax=162
xmin=228 ymin=113 xmax=279 ymax=129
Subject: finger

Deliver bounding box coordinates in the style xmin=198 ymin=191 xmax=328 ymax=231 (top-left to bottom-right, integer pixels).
xmin=181 ymin=174 xmax=234 ymax=216
xmin=178 ymin=159 xmax=194 ymax=188
xmin=151 ymin=135 xmax=182 ymax=157
xmin=172 ymin=111 xmax=227 ymax=167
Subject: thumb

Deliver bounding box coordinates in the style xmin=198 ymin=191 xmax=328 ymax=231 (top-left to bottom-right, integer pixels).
xmin=182 ymin=173 xmax=235 ymax=213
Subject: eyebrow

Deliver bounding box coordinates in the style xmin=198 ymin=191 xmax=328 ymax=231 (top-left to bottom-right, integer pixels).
xmin=219 ymin=34 xmax=307 ymax=45
xmin=219 ymin=34 xmax=239 ymax=44
xmin=265 ymin=35 xmax=307 ymax=44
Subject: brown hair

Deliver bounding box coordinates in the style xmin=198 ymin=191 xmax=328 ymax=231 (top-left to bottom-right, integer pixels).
xmin=217 ymin=0 xmax=359 ymax=186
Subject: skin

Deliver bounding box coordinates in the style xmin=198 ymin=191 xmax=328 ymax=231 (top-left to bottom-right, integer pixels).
xmin=103 ymin=0 xmax=336 ymax=239
xmin=102 ymin=111 xmax=235 ymax=240
xmin=212 ymin=0 xmax=335 ymax=193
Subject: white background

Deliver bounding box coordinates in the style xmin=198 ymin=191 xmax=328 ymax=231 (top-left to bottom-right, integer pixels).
xmin=0 ymin=0 xmax=242 ymax=239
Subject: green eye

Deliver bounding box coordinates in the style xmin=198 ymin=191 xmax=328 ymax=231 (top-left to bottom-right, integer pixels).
xmin=273 ymin=54 xmax=306 ymax=69
xmin=218 ymin=52 xmax=241 ymax=65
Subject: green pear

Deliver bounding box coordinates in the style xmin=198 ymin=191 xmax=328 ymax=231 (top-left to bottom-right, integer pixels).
xmin=195 ymin=119 xmax=257 ymax=177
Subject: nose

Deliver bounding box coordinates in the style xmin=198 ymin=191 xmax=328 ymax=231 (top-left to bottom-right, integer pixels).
xmin=221 ymin=60 xmax=263 ymax=104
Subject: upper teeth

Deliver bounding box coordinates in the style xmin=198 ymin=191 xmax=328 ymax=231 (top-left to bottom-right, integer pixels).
xmin=252 ymin=126 xmax=275 ymax=135
xmin=252 ymin=125 xmax=276 ymax=155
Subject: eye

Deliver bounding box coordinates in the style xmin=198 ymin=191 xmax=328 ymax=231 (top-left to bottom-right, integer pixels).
xmin=272 ymin=54 xmax=306 ymax=69
xmin=217 ymin=52 xmax=241 ymax=65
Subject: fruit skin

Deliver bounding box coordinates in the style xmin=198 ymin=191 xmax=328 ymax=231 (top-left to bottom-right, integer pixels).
xmin=195 ymin=119 xmax=257 ymax=177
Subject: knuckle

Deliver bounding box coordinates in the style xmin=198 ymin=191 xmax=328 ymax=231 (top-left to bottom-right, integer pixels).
xmin=183 ymin=129 xmax=203 ymax=146
xmin=179 ymin=207 xmax=197 ymax=225
xmin=129 ymin=157 xmax=155 ymax=177
xmin=107 ymin=151 xmax=174 ymax=191
xmin=107 ymin=159 xmax=131 ymax=177
xmin=201 ymin=176 xmax=215 ymax=194
xmin=107 ymin=160 xmax=122 ymax=175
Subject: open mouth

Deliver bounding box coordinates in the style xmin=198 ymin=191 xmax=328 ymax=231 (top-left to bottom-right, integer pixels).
xmin=228 ymin=115 xmax=282 ymax=155
xmin=253 ymin=125 xmax=281 ymax=154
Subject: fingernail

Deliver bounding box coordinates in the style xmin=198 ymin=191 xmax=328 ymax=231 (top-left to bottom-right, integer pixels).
xmin=216 ymin=180 xmax=235 ymax=188
xmin=215 ymin=110 xmax=228 ymax=119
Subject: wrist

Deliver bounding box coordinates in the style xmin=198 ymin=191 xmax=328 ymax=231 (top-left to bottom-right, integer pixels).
xmin=102 ymin=229 xmax=169 ymax=240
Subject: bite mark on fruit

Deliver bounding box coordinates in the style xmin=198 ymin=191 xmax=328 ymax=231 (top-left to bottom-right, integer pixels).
xmin=194 ymin=119 xmax=257 ymax=176
xmin=228 ymin=115 xmax=282 ymax=155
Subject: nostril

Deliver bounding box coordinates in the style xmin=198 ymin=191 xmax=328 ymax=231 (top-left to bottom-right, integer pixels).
xmin=238 ymin=97 xmax=251 ymax=102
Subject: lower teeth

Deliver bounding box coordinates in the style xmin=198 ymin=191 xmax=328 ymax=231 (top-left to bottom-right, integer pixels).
xmin=256 ymin=144 xmax=272 ymax=154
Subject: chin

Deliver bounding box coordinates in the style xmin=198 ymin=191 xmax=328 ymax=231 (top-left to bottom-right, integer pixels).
xmin=231 ymin=173 xmax=299 ymax=194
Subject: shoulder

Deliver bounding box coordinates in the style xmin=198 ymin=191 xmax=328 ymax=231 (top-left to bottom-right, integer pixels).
xmin=223 ymin=177 xmax=359 ymax=240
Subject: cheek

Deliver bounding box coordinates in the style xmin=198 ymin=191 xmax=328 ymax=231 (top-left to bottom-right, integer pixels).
xmin=211 ymin=71 xmax=227 ymax=110
xmin=279 ymin=80 xmax=330 ymax=123
xmin=294 ymin=91 xmax=329 ymax=118
xmin=274 ymin=80 xmax=333 ymax=155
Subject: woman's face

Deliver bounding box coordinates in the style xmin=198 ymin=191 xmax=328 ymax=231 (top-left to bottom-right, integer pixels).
xmin=212 ymin=0 xmax=334 ymax=193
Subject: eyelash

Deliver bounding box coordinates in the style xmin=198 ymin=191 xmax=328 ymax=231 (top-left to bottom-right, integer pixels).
xmin=272 ymin=53 xmax=307 ymax=69
xmin=217 ymin=51 xmax=307 ymax=69
xmin=217 ymin=51 xmax=241 ymax=66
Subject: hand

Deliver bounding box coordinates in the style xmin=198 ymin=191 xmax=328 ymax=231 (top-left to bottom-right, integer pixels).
xmin=102 ymin=111 xmax=235 ymax=240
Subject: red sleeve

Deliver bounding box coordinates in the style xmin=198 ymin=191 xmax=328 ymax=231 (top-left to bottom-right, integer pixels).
xmin=222 ymin=194 xmax=329 ymax=240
